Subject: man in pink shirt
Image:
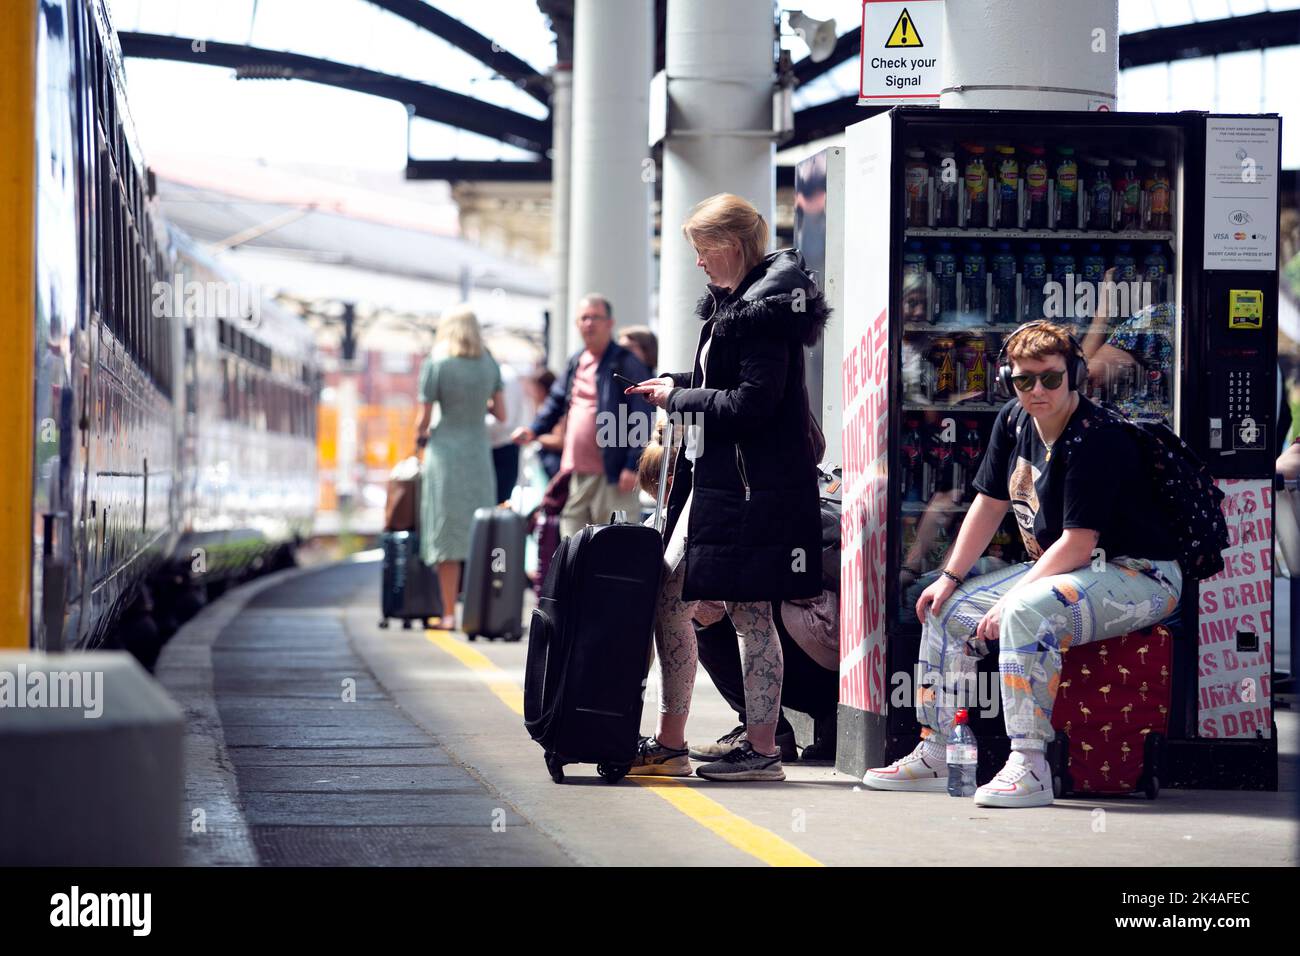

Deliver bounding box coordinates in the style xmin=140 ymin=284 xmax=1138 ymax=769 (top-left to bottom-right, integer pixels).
xmin=512 ymin=294 xmax=654 ymax=538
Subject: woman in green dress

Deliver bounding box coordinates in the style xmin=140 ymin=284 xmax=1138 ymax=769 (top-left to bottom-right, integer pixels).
xmin=414 ymin=306 xmax=505 ymax=629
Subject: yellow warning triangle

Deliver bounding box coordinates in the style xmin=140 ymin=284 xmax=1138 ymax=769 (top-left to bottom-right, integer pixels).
xmin=885 ymin=8 xmax=924 ymax=48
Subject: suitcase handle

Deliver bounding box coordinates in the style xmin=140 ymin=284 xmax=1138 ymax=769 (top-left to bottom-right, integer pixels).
xmin=651 ymin=417 xmax=674 ymax=534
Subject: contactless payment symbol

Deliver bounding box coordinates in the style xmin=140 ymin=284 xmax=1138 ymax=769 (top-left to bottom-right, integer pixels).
xmin=886 ymin=8 xmax=924 ymax=47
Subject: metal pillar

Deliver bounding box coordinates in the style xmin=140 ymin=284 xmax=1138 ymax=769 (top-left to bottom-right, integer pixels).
xmin=568 ymin=0 xmax=654 ymax=341
xmin=658 ymin=0 xmax=777 ymax=377
xmin=941 ymin=0 xmax=1119 ymax=111
xmin=548 ymin=63 xmax=573 ymax=372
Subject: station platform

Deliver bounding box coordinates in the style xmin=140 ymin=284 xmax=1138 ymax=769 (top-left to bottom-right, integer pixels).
xmin=156 ymin=556 xmax=1300 ymax=867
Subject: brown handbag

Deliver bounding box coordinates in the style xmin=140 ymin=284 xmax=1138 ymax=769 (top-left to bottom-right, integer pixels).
xmin=384 ymin=473 xmax=421 ymax=532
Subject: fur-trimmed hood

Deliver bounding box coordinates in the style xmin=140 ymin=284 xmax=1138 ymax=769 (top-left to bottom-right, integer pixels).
xmin=694 ymin=248 xmax=831 ymax=348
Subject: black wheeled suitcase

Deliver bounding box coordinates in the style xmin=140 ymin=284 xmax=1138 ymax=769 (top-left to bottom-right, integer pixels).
xmin=462 ymin=507 xmax=528 ymax=641
xmin=523 ymin=434 xmax=672 ymax=784
xmin=379 ymin=530 xmax=443 ymax=630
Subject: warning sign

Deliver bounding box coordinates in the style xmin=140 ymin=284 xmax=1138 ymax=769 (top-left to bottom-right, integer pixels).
xmin=885 ymin=9 xmax=923 ymax=47
xmin=859 ymin=1 xmax=944 ymax=105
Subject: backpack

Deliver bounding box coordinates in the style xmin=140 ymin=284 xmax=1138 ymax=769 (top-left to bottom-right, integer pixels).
xmin=1009 ymin=402 xmax=1229 ymax=581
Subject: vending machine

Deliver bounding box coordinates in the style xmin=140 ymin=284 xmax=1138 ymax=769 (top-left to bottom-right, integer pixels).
xmin=834 ymin=107 xmax=1282 ymax=789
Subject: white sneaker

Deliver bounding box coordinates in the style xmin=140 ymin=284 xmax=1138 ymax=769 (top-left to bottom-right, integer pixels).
xmin=862 ymin=740 xmax=947 ymax=792
xmin=973 ymin=753 xmax=1054 ymax=808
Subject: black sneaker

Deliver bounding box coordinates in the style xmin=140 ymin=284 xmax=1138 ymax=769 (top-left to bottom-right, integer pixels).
xmin=627 ymin=735 xmax=693 ymax=776
xmin=695 ymin=741 xmax=786 ymax=782
xmin=691 ymin=725 xmax=799 ymax=763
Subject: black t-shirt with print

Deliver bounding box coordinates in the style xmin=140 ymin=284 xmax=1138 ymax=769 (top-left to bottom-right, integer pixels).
xmin=972 ymin=394 xmax=1179 ymax=562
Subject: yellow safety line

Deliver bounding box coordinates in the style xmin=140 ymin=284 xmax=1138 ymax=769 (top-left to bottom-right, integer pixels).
xmin=629 ymin=777 xmax=823 ymax=867
xmin=425 ymin=629 xmax=525 ymax=716
xmin=423 ymin=628 xmax=824 ymax=868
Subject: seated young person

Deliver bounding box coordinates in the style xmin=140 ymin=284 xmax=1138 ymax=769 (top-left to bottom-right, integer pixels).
xmin=863 ymin=320 xmax=1183 ymax=808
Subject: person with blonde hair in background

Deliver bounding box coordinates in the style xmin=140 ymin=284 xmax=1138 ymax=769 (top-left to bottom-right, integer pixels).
xmin=414 ymin=305 xmax=506 ymax=629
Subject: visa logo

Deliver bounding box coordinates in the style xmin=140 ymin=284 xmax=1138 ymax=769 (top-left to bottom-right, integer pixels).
xmin=1213 ymin=232 xmax=1229 ymax=239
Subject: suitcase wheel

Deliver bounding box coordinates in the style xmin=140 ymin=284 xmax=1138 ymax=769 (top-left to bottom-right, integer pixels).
xmin=507 ymin=632 xmax=523 ymax=643
xmin=597 ymin=763 xmax=630 ymax=785
xmin=1052 ymin=774 xmax=1063 ymax=799
xmin=545 ymin=753 xmax=565 ymax=784
xmin=378 ymin=619 xmax=389 ymax=630
xmin=424 ymin=618 xmax=435 ymax=629
xmin=467 ymin=633 xmax=477 ymax=642
xmin=402 ymin=619 xmax=412 ymax=630
xmin=1144 ymin=775 xmax=1160 ymax=800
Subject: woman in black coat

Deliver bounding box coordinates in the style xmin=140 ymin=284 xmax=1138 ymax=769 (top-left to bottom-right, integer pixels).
xmin=626 ymin=193 xmax=829 ymax=782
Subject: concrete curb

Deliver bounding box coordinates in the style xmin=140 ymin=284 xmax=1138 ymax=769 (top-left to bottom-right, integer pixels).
xmin=155 ymin=562 xmax=326 ymax=866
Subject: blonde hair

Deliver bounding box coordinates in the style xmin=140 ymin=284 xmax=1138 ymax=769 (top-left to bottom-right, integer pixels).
xmin=434 ymin=305 xmax=484 ymax=359
xmin=682 ymin=193 xmax=769 ymax=275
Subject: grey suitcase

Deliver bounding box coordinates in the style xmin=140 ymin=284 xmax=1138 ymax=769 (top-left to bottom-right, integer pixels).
xmin=462 ymin=506 xmax=528 ymax=641
xmin=379 ymin=530 xmax=443 ymax=630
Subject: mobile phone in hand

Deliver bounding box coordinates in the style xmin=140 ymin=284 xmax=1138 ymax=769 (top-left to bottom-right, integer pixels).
xmin=613 ymin=371 xmax=641 ymax=390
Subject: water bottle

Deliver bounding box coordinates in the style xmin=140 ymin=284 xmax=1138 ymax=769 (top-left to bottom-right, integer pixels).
xmin=933 ymin=241 xmax=959 ymax=322
xmin=947 ymin=708 xmax=978 ymax=797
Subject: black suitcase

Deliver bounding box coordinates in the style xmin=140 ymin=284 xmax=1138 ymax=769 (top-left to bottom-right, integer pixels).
xmin=378 ymin=530 xmax=443 ymax=630
xmin=523 ymin=436 xmax=672 ymax=784
xmin=462 ymin=507 xmax=528 ymax=641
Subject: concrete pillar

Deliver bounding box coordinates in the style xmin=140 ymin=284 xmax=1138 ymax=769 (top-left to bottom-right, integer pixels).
xmin=568 ymin=0 xmax=654 ymax=344
xmin=658 ymin=0 xmax=777 ymax=377
xmin=941 ymin=0 xmax=1119 ymax=111
xmin=548 ymin=64 xmax=573 ymax=372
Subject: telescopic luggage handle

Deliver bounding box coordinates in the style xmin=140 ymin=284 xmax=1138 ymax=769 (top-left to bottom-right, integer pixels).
xmin=652 ymin=416 xmax=674 ymax=534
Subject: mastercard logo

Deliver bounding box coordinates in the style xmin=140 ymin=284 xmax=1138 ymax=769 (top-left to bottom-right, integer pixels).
xmin=1234 ymin=232 xmax=1247 ymax=240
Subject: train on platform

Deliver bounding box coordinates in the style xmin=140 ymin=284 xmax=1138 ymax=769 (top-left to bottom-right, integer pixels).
xmin=1 ymin=0 xmax=319 ymax=663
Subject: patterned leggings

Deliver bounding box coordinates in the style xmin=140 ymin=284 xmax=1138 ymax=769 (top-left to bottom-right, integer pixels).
xmin=917 ymin=556 xmax=1182 ymax=751
xmin=654 ymin=555 xmax=784 ymax=724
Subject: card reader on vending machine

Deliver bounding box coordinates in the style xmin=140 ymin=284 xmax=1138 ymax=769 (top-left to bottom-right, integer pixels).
xmin=1200 ymin=274 xmax=1277 ymax=474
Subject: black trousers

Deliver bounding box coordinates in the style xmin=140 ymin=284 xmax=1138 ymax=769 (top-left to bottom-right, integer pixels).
xmin=693 ymin=601 xmax=838 ymax=735
xmin=492 ymin=443 xmax=521 ymax=506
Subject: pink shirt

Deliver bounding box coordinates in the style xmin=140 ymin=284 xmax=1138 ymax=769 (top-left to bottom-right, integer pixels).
xmin=561 ymin=348 xmax=605 ymax=475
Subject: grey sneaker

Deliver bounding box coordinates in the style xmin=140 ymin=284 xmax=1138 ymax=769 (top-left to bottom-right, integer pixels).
xmin=695 ymin=741 xmax=785 ymax=782
xmin=690 ymin=725 xmax=798 ymax=763
xmin=627 ymin=736 xmax=693 ymax=776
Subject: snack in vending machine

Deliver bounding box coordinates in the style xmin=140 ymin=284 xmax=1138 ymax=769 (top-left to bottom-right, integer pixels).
xmin=1112 ymin=242 xmax=1137 ymax=281
xmin=1054 ymin=146 xmax=1079 ymax=230
xmin=1050 ymin=243 xmax=1077 ymax=327
xmin=903 ymin=241 xmax=930 ymax=324
xmin=905 ymin=148 xmax=930 ymax=228
xmin=1081 ymin=242 xmax=1107 ymax=285
xmin=900 ymin=417 xmax=925 ymax=502
xmin=994 ymin=144 xmax=1020 ymax=229
xmin=990 ymin=241 xmax=1018 ymax=324
xmin=1086 ymin=156 xmax=1113 ymax=232
xmin=1023 ymin=145 xmax=1049 ymax=229
xmin=924 ymin=422 xmax=955 ymax=502
xmin=1142 ymin=243 xmax=1169 ymax=305
xmin=1021 ymin=242 xmax=1048 ymax=322
xmin=928 ymin=336 xmax=959 ymax=401
xmin=1144 ymin=158 xmax=1171 ymax=231
xmin=962 ymin=242 xmax=987 ymax=322
xmin=1115 ymin=157 xmax=1141 ymax=230
xmin=957 ymin=335 xmax=990 ymax=403
xmin=933 ymin=241 xmax=959 ymax=322
xmin=956 ymin=418 xmax=984 ymax=495
xmin=934 ymin=147 xmax=959 ymax=227
xmin=963 ymin=144 xmax=989 ymax=229
xmin=1107 ymin=361 xmax=1138 ymax=405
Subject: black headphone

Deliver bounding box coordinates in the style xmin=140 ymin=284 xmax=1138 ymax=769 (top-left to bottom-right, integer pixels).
xmin=995 ymin=320 xmax=1088 ymax=398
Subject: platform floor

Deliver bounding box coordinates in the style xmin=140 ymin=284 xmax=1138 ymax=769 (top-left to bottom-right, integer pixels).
xmin=156 ymin=557 xmax=1300 ymax=867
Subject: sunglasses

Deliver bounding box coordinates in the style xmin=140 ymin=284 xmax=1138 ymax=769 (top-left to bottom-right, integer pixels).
xmin=1009 ymin=370 xmax=1066 ymax=391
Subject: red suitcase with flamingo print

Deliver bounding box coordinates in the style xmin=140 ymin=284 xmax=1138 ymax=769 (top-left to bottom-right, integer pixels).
xmin=1049 ymin=623 xmax=1175 ymax=798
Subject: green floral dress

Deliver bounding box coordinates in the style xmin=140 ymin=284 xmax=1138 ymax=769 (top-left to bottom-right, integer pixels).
xmin=418 ymin=352 xmax=502 ymax=564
